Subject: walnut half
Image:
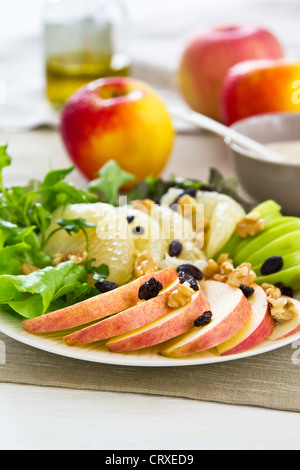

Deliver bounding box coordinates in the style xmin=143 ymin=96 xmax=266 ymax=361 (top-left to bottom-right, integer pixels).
xmin=167 ymin=282 xmax=194 ymax=309
xmin=236 ymin=212 xmax=267 ymax=239
xmin=262 ymin=283 xmax=297 ymax=323
xmin=52 ymin=250 xmax=87 ymax=267
xmin=134 ymin=250 xmax=158 ymax=278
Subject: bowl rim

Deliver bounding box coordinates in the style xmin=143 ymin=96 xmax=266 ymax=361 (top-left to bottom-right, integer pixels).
xmin=226 ymin=111 xmax=300 ymax=168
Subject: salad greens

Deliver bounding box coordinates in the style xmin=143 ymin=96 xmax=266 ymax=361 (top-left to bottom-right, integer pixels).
xmin=0 ymin=261 xmax=87 ymax=319
xmin=0 ymin=144 xmax=251 ymax=319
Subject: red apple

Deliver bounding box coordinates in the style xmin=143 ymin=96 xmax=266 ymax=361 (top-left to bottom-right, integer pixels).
xmin=64 ymin=280 xmax=180 ymax=346
xmin=216 ymin=284 xmax=275 ymax=356
xmin=161 ymin=280 xmax=252 ymax=358
xmin=60 ymin=77 xmax=174 ymax=181
xmin=106 ymin=284 xmax=211 ymax=353
xmin=221 ymin=59 xmax=300 ymax=125
xmin=22 ymin=267 xmax=177 ymax=334
xmin=177 ymin=24 xmax=284 ymax=121
xmin=268 ymin=297 xmax=300 ymax=341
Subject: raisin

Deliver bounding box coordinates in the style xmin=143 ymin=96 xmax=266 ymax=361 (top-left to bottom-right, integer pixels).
xmin=275 ymin=282 xmax=294 ymax=298
xmin=178 ymin=271 xmax=199 ymax=291
xmin=138 ymin=277 xmax=163 ymax=301
xmin=239 ymin=284 xmax=255 ymax=298
xmin=200 ymin=185 xmax=214 ymax=192
xmin=95 ymin=281 xmax=118 ymax=293
xmin=261 ymin=256 xmax=284 ymax=276
xmin=127 ymin=215 xmax=135 ymax=224
xmin=177 ymin=264 xmax=203 ymax=281
xmin=169 ymin=240 xmax=183 ymax=257
xmin=133 ymin=226 xmax=145 ymax=235
xmin=170 ymin=188 xmax=197 ymax=209
xmin=194 ymin=311 xmax=213 ymax=327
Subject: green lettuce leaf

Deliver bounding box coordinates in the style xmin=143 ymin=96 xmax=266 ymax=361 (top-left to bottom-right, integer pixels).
xmin=0 ymin=261 xmax=87 ymax=318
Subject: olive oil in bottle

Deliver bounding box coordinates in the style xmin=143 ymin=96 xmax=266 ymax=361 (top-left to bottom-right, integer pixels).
xmin=44 ymin=0 xmax=131 ymax=107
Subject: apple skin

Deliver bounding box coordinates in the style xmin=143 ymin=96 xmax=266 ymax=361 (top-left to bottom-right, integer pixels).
xmin=106 ymin=284 xmax=211 ymax=353
xmin=161 ymin=281 xmax=252 ymax=358
xmin=221 ymin=59 xmax=300 ymax=125
xmin=22 ymin=267 xmax=177 ymax=334
xmin=217 ymin=284 xmax=275 ymax=356
xmin=61 ymin=77 xmax=174 ymax=181
xmin=268 ymin=297 xmax=300 ymax=341
xmin=64 ymin=280 xmax=180 ymax=346
xmin=177 ymin=24 xmax=284 ymax=121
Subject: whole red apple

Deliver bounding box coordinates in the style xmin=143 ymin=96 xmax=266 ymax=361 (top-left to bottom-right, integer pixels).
xmin=221 ymin=59 xmax=300 ymax=125
xmin=177 ymin=24 xmax=284 ymax=121
xmin=60 ymin=77 xmax=174 ymax=181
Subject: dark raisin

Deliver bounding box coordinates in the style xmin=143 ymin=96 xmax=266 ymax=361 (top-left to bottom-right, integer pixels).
xmin=275 ymin=283 xmax=294 ymax=298
xmin=133 ymin=226 xmax=145 ymax=235
xmin=261 ymin=256 xmax=284 ymax=276
xmin=177 ymin=264 xmax=203 ymax=281
xmin=194 ymin=311 xmax=213 ymax=327
xmin=151 ymin=197 xmax=160 ymax=205
xmin=168 ymin=240 xmax=183 ymax=257
xmin=170 ymin=188 xmax=197 ymax=209
xmin=200 ymin=185 xmax=214 ymax=192
xmin=138 ymin=277 xmax=163 ymax=301
xmin=95 ymin=281 xmax=118 ymax=293
xmin=183 ymin=187 xmax=197 ymax=198
xmin=178 ymin=271 xmax=199 ymax=291
xmin=239 ymin=284 xmax=255 ymax=298
xmin=127 ymin=215 xmax=135 ymax=224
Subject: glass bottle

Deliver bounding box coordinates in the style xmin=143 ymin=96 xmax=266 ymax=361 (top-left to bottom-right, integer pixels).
xmin=43 ymin=0 xmax=131 ymax=107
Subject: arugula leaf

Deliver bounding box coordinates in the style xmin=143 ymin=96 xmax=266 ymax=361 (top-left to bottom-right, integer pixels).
xmin=45 ymin=217 xmax=97 ymax=254
xmin=85 ymin=258 xmax=109 ymax=283
xmin=88 ymin=160 xmax=135 ymax=206
xmin=55 ymin=218 xmax=97 ymax=234
xmin=208 ymin=168 xmax=252 ymax=212
xmin=0 ymin=144 xmax=11 ymax=202
xmin=42 ymin=167 xmax=74 ymax=187
xmin=0 ymin=219 xmax=51 ymax=275
xmin=127 ymin=170 xmax=252 ymax=212
xmin=0 ymin=261 xmax=87 ymax=318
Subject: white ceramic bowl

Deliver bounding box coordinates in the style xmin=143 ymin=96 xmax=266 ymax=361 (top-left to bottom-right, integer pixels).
xmin=226 ymin=112 xmax=300 ymax=216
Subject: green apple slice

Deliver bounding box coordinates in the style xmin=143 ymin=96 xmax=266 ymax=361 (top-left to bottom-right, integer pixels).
xmin=233 ymin=220 xmax=300 ymax=266
xmin=231 ymin=216 xmax=297 ymax=263
xmin=245 ymin=230 xmax=300 ymax=267
xmin=253 ymin=250 xmax=300 ymax=274
xmin=214 ymin=200 xmax=282 ymax=260
xmin=256 ymin=265 xmax=300 ymax=291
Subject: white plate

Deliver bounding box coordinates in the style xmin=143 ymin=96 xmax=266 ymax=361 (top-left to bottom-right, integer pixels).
xmin=0 ymin=309 xmax=299 ymax=367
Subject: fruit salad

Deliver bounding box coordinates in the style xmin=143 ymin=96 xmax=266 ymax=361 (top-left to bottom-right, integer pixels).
xmin=0 ymin=144 xmax=299 ymax=359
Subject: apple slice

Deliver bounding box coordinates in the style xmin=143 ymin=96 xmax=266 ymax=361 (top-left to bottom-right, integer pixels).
xmin=106 ymin=284 xmax=211 ymax=353
xmin=22 ymin=267 xmax=177 ymax=334
xmin=267 ymin=297 xmax=300 ymax=341
xmin=216 ymin=284 xmax=275 ymax=356
xmin=161 ymin=280 xmax=252 ymax=358
xmin=64 ymin=280 xmax=180 ymax=346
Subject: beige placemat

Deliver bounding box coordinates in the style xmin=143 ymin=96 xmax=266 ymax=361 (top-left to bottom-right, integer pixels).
xmin=0 ymin=331 xmax=299 ymax=413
